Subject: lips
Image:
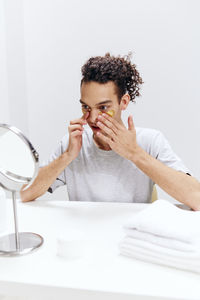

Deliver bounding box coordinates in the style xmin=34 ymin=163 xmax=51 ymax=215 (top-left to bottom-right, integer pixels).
xmin=90 ymin=124 xmax=101 ymax=132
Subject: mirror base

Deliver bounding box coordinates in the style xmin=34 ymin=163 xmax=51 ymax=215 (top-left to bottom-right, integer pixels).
xmin=0 ymin=232 xmax=44 ymax=256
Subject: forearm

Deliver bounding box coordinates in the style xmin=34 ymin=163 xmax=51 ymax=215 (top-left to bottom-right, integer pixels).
xmin=131 ymin=146 xmax=200 ymax=210
xmin=20 ymin=152 xmax=72 ymax=202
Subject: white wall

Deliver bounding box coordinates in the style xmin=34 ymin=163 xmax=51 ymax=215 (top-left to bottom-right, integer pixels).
xmin=1 ymin=0 xmax=29 ymax=135
xmin=0 ymin=0 xmax=9 ymax=124
xmin=1 ymin=0 xmax=200 ymax=200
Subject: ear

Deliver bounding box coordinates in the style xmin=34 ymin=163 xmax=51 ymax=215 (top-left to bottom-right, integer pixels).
xmin=120 ymin=94 xmax=130 ymax=111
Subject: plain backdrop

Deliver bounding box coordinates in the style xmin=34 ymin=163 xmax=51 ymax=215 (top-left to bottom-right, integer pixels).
xmin=0 ymin=0 xmax=200 ymax=201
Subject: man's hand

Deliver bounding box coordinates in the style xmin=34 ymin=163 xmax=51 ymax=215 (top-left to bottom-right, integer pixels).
xmin=96 ymin=113 xmax=138 ymax=161
xmin=67 ymin=112 xmax=89 ymax=161
xmin=21 ymin=113 xmax=89 ymax=203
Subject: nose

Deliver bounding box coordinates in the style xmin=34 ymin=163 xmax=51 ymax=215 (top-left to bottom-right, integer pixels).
xmin=88 ymin=108 xmax=99 ymax=124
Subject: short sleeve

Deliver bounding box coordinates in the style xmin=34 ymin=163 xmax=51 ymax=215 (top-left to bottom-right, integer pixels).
xmin=150 ymin=131 xmax=191 ymax=175
xmin=40 ymin=135 xmax=69 ymax=193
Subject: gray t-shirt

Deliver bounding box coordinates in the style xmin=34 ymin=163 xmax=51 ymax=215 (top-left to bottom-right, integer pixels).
xmin=42 ymin=126 xmax=190 ymax=203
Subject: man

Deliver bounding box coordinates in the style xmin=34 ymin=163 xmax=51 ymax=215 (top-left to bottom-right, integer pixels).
xmin=21 ymin=53 xmax=200 ymax=210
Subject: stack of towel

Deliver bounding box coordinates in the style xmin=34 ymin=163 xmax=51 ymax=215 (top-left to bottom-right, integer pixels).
xmin=119 ymin=200 xmax=200 ymax=273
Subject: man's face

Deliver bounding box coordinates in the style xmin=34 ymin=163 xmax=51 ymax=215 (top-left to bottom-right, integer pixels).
xmin=80 ymin=81 xmax=122 ymax=134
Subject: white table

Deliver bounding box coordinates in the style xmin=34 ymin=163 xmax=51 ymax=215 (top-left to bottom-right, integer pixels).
xmin=0 ymin=200 xmax=200 ymax=300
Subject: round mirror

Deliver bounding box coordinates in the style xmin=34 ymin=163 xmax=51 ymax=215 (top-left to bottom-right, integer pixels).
xmin=0 ymin=124 xmax=39 ymax=192
xmin=0 ymin=124 xmax=43 ymax=256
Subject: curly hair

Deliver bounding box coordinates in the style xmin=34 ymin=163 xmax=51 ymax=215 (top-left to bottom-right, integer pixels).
xmin=81 ymin=52 xmax=143 ymax=102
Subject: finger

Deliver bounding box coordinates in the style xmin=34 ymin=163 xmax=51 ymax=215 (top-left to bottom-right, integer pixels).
xmin=98 ymin=113 xmax=122 ymax=131
xmin=70 ymin=112 xmax=89 ymax=125
xmin=97 ymin=115 xmax=119 ymax=135
xmin=96 ymin=131 xmax=115 ymax=147
xmin=68 ymin=124 xmax=84 ymax=133
xmin=70 ymin=117 xmax=87 ymax=126
xmin=128 ymin=115 xmax=135 ymax=131
xmin=71 ymin=130 xmax=83 ymax=137
xmin=82 ymin=111 xmax=89 ymax=121
xmin=97 ymin=120 xmax=117 ymax=140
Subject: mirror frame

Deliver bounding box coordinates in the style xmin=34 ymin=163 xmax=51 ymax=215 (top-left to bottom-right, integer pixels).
xmin=0 ymin=123 xmax=39 ymax=192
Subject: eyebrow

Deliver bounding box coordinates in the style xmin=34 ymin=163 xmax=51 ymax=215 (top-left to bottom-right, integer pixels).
xmin=79 ymin=99 xmax=112 ymax=106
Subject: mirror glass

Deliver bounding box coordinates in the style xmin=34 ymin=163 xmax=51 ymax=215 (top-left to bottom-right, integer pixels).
xmin=0 ymin=124 xmax=39 ymax=191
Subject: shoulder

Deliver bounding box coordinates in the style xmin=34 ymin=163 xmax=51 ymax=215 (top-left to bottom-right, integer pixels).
xmin=136 ymin=127 xmax=161 ymax=137
xmin=59 ymin=134 xmax=69 ymax=152
xmin=135 ymin=127 xmax=171 ymax=157
xmin=136 ymin=127 xmax=164 ymax=145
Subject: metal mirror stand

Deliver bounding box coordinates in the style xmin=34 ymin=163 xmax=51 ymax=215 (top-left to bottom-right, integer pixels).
xmin=0 ymin=124 xmax=44 ymax=256
xmin=0 ymin=189 xmax=44 ymax=256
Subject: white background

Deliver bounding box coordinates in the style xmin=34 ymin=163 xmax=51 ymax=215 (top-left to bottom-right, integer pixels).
xmin=0 ymin=0 xmax=200 ymax=201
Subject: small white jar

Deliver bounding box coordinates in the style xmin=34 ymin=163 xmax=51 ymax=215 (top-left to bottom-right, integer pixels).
xmin=0 ymin=187 xmax=7 ymax=234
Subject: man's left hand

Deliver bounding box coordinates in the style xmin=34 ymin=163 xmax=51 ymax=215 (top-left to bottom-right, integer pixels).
xmin=96 ymin=113 xmax=139 ymax=161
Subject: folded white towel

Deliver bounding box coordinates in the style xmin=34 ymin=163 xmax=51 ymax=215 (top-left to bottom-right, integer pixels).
xmin=124 ymin=228 xmax=199 ymax=252
xmin=120 ymin=243 xmax=200 ymax=274
xmin=120 ymin=237 xmax=200 ymax=261
xmin=124 ymin=200 xmax=200 ymax=245
xmin=120 ymin=200 xmax=200 ymax=273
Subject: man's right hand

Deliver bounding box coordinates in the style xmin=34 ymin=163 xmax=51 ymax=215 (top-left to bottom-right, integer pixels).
xmin=66 ymin=112 xmax=89 ymax=161
xmin=21 ymin=112 xmax=89 ymax=203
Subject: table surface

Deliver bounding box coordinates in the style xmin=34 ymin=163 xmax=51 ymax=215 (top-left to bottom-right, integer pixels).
xmin=0 ymin=199 xmax=200 ymax=300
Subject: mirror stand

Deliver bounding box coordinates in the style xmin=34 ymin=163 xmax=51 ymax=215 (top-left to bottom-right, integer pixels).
xmin=0 ymin=191 xmax=43 ymax=256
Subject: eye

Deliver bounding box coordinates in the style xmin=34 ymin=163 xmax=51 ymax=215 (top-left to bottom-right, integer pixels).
xmin=99 ymin=105 xmax=109 ymax=111
xmin=82 ymin=105 xmax=90 ymax=112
